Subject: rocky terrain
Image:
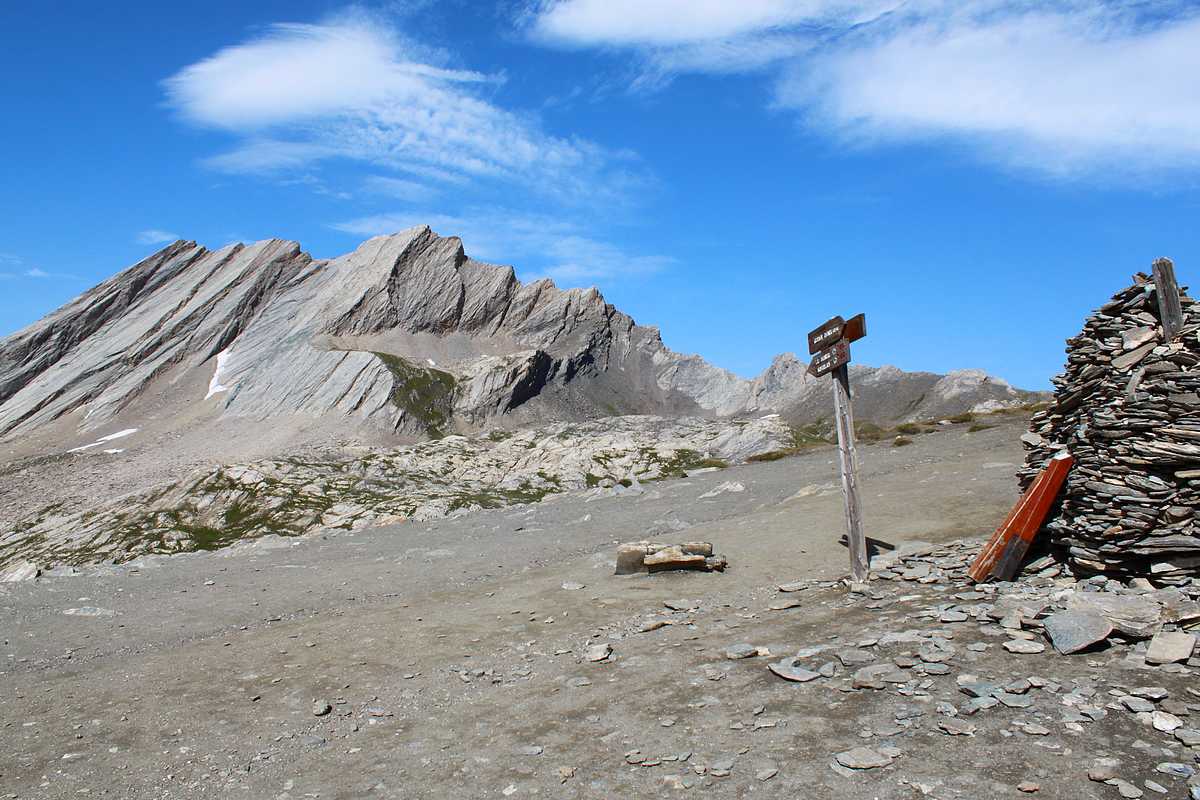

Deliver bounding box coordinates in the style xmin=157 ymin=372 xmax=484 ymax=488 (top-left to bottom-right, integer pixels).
xmin=1021 ymin=274 xmax=1200 ymax=584
xmin=0 ymin=225 xmax=1043 ymax=579
xmin=4 ymin=418 xmax=1199 ymax=800
xmin=0 ymin=415 xmax=792 ymax=575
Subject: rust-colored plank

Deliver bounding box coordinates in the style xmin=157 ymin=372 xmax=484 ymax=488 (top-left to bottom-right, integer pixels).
xmin=968 ymin=452 xmax=1073 ymax=583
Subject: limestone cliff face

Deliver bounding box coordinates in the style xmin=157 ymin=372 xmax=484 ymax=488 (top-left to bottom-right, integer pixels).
xmin=0 ymin=226 xmax=1037 ymax=440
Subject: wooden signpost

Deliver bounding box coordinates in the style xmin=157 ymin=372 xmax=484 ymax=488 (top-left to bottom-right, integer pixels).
xmin=807 ymin=313 xmax=869 ymax=582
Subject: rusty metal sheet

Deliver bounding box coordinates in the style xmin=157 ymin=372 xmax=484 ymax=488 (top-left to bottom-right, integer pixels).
xmin=807 ymin=316 xmax=845 ymax=354
xmin=968 ymin=452 xmax=1073 ymax=582
xmin=807 ymin=340 xmax=851 ymax=377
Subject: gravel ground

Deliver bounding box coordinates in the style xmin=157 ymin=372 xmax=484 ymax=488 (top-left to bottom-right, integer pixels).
xmin=8 ymin=419 xmax=1175 ymax=799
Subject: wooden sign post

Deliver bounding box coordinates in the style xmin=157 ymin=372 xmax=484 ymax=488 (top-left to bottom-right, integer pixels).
xmin=807 ymin=313 xmax=869 ymax=583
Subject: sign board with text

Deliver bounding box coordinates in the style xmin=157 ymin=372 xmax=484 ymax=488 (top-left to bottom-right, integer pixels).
xmin=807 ymin=314 xmax=866 ymax=355
xmin=807 ymin=340 xmax=850 ymax=377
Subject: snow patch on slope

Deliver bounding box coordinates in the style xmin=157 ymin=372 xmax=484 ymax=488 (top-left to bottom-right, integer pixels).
xmin=67 ymin=428 xmax=139 ymax=454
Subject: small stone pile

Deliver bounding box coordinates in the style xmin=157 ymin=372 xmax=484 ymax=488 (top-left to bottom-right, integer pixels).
xmin=1020 ymin=272 xmax=1200 ymax=584
xmin=614 ymin=541 xmax=728 ymax=574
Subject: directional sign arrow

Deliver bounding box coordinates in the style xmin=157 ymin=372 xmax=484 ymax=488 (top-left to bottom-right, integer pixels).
xmin=807 ymin=316 xmax=845 ymax=355
xmin=808 ymin=313 xmax=866 ymax=354
xmin=807 ymin=340 xmax=851 ymax=377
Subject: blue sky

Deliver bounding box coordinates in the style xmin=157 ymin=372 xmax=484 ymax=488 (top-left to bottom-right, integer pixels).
xmin=2 ymin=1 xmax=1199 ymax=390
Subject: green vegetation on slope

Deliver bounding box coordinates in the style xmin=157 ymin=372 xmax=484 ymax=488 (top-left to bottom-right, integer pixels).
xmin=374 ymin=352 xmax=458 ymax=438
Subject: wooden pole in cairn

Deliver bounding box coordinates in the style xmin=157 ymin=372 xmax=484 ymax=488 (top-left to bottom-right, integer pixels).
xmin=832 ymin=363 xmax=868 ymax=583
xmin=1152 ymin=257 xmax=1184 ymax=342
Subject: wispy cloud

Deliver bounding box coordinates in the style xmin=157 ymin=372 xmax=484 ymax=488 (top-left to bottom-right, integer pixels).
xmin=136 ymin=229 xmax=182 ymax=246
xmin=529 ymin=0 xmax=894 ymax=47
xmin=0 ymin=254 xmax=77 ymax=281
xmin=525 ymin=1 xmax=1200 ymax=177
xmin=23 ymin=267 xmax=79 ymax=280
xmin=778 ymin=8 xmax=1200 ymax=177
xmin=165 ymin=9 xmax=642 ymax=204
xmin=332 ymin=208 xmax=673 ymax=284
xmin=363 ymin=174 xmax=438 ymax=202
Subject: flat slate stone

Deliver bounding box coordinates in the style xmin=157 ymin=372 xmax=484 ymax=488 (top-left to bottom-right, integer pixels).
xmin=835 ymin=747 xmax=893 ymax=770
xmin=1042 ymin=611 xmax=1113 ymax=654
xmin=768 ymin=658 xmax=821 ymax=683
xmin=852 ymin=664 xmax=896 ymax=690
xmin=1121 ymin=696 xmax=1155 ymax=713
xmin=1112 ymin=341 xmax=1155 ymax=371
xmin=724 ymin=643 xmax=759 ymax=660
xmin=1153 ymin=710 xmax=1183 ymax=732
xmin=938 ymin=719 xmax=977 ymax=736
xmin=1145 ymin=631 xmax=1196 ymax=664
xmin=1066 ymin=593 xmax=1162 ymax=638
xmin=1174 ymin=728 xmax=1200 ymax=747
xmin=1122 ymin=326 xmax=1157 ymax=351
xmin=1003 ymin=639 xmax=1046 ymax=654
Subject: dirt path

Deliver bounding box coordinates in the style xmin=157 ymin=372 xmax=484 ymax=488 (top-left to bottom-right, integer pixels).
xmin=10 ymin=420 xmax=1164 ymax=799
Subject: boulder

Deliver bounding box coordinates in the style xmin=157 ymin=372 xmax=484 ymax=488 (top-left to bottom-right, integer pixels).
xmin=1066 ymin=593 xmax=1162 ymax=638
xmin=1145 ymin=631 xmax=1196 ymax=664
xmin=0 ymin=560 xmax=39 ymax=582
xmin=1042 ymin=611 xmax=1113 ymax=654
xmin=614 ymin=541 xmax=725 ymax=575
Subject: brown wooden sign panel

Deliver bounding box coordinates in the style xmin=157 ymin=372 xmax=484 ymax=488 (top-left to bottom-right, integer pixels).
xmin=843 ymin=313 xmax=867 ymax=344
xmin=807 ymin=340 xmax=850 ymax=377
xmin=808 ymin=313 xmax=867 ymax=354
xmin=807 ymin=316 xmax=845 ymax=354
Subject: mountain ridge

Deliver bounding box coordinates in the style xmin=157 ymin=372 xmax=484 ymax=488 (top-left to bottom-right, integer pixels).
xmin=0 ymin=225 xmax=1042 ymax=444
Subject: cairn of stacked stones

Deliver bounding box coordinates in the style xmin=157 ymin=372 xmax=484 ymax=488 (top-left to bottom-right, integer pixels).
xmin=1019 ymin=265 xmax=1200 ymax=585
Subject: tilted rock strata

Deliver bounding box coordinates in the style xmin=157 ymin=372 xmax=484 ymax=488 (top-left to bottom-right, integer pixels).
xmin=0 ymin=415 xmax=790 ymax=571
xmin=1020 ymin=274 xmax=1200 ymax=584
xmin=0 ymin=226 xmax=1039 ymax=443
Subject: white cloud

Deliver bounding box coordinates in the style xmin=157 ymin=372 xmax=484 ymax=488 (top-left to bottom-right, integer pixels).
xmin=165 ymin=11 xmax=636 ymax=203
xmin=201 ymin=140 xmax=338 ymax=174
xmin=530 ymin=0 xmax=894 ymax=47
xmin=136 ymin=229 xmax=182 ymax=246
xmin=526 ymin=1 xmax=1200 ymax=176
xmin=164 ymin=18 xmax=491 ymax=129
xmin=332 ymin=208 xmax=672 ymax=285
xmin=777 ymin=9 xmax=1200 ymax=175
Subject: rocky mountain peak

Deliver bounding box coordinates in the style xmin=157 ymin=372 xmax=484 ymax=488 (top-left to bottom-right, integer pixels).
xmin=0 ymin=226 xmax=1040 ymax=446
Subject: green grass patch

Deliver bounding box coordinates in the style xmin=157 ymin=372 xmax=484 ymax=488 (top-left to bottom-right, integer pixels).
xmin=691 ymin=457 xmax=729 ymax=469
xmin=747 ymin=449 xmax=794 ymax=463
xmin=374 ymin=352 xmax=457 ymax=438
xmin=854 ymin=421 xmax=888 ymax=442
